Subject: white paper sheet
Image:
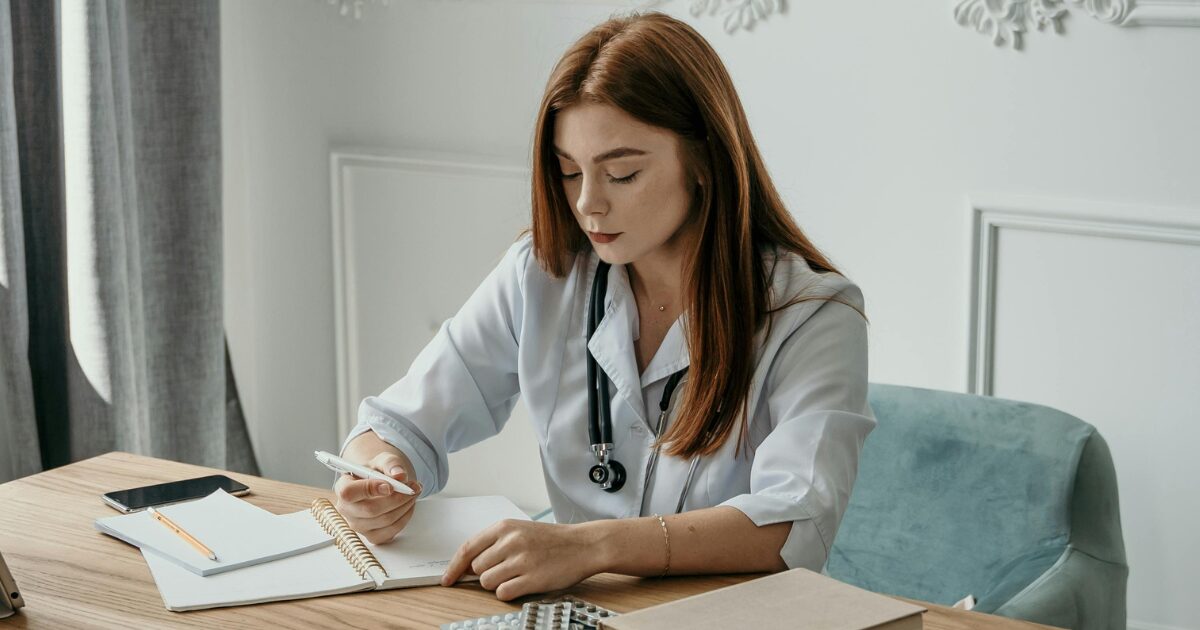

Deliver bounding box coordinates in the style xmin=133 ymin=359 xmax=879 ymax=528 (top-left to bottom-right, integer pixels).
xmin=95 ymin=489 xmax=333 ymax=576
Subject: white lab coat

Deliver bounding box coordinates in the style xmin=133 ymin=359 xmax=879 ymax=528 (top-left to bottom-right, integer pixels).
xmin=341 ymin=235 xmax=875 ymax=571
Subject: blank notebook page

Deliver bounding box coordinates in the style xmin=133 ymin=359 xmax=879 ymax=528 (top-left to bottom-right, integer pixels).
xmin=370 ymin=495 xmax=530 ymax=587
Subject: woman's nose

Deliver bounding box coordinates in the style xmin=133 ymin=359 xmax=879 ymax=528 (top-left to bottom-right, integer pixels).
xmin=576 ymin=176 xmax=607 ymax=216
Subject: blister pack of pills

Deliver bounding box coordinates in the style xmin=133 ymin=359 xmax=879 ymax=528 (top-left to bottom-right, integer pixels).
xmin=440 ymin=595 xmax=618 ymax=630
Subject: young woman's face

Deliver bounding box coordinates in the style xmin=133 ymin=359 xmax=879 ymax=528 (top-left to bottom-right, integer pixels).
xmin=553 ymin=102 xmax=696 ymax=266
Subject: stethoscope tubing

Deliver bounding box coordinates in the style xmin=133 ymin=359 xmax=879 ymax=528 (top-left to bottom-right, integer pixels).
xmin=585 ymin=262 xmax=606 ymax=446
xmin=588 ymin=259 xmax=700 ymax=515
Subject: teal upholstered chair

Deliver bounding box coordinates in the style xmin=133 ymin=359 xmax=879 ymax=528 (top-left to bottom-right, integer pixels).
xmin=826 ymin=384 xmax=1128 ymax=630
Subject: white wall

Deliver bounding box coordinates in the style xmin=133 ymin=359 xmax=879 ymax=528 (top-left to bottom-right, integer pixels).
xmin=222 ymin=2 xmax=1200 ymax=628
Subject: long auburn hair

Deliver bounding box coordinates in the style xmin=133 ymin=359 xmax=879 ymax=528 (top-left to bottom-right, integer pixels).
xmin=531 ymin=12 xmax=851 ymax=459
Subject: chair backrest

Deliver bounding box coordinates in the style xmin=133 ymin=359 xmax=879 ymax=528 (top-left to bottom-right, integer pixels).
xmin=826 ymin=383 xmax=1126 ymax=613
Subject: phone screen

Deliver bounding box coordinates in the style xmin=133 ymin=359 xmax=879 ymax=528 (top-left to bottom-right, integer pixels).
xmin=102 ymin=475 xmax=250 ymax=512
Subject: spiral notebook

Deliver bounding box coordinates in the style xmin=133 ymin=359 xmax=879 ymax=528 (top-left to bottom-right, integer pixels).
xmin=142 ymin=495 xmax=529 ymax=611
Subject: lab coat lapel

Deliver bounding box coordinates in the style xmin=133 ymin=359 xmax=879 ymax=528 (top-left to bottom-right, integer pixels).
xmin=639 ymin=312 xmax=691 ymax=388
xmin=585 ymin=263 xmax=648 ymax=425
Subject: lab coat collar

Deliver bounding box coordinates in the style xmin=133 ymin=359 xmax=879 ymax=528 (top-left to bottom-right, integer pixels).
xmin=583 ymin=253 xmax=693 ymax=409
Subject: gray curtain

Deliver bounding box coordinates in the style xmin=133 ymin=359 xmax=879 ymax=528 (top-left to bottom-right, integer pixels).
xmin=1 ymin=0 xmax=258 ymax=482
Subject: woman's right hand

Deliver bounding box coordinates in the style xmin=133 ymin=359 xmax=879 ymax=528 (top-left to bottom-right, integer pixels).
xmin=333 ymin=451 xmax=423 ymax=544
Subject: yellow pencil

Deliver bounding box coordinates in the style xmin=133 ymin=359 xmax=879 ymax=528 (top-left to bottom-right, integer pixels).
xmin=146 ymin=506 xmax=218 ymax=561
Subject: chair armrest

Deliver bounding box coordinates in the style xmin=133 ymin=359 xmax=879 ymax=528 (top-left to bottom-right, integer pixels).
xmin=991 ymin=545 xmax=1128 ymax=630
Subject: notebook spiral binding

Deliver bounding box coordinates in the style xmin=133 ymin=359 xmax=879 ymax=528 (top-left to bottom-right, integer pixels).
xmin=310 ymin=499 xmax=388 ymax=581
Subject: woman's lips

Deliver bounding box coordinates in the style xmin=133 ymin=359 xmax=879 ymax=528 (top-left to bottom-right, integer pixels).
xmin=587 ymin=231 xmax=622 ymax=244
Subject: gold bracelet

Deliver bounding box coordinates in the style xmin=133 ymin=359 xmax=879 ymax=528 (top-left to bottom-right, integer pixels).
xmin=653 ymin=514 xmax=670 ymax=578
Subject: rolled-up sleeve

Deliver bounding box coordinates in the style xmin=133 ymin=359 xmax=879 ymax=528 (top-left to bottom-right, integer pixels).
xmin=719 ymin=289 xmax=875 ymax=570
xmin=339 ymin=237 xmax=531 ymax=497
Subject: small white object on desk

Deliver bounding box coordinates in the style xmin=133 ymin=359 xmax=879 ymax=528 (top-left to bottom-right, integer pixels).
xmin=314 ymin=450 xmax=416 ymax=495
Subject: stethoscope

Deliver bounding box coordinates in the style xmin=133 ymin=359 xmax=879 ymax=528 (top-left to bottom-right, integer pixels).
xmin=587 ymin=260 xmax=701 ymax=516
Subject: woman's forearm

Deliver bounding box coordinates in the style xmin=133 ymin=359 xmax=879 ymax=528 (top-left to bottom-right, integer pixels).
xmin=346 ymin=431 xmax=790 ymax=576
xmin=579 ymin=506 xmax=791 ymax=577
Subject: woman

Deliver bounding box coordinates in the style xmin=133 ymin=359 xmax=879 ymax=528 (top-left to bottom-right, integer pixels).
xmin=335 ymin=11 xmax=874 ymax=602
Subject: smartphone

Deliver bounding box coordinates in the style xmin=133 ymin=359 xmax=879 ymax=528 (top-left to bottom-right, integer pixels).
xmin=101 ymin=475 xmax=250 ymax=513
xmin=0 ymin=550 xmax=22 ymax=619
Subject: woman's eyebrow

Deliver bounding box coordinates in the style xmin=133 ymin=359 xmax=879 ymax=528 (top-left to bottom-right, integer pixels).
xmin=554 ymin=146 xmax=649 ymax=164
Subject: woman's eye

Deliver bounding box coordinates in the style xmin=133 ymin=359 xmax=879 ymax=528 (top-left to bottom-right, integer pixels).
xmin=559 ymin=171 xmax=639 ymax=183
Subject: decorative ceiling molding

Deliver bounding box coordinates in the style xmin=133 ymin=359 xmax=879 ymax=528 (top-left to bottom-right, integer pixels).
xmin=638 ymin=0 xmax=789 ymax=34
xmin=954 ymin=0 xmax=1200 ymax=49
xmin=318 ymin=0 xmax=785 ymax=33
xmin=324 ymin=0 xmax=390 ymax=20
xmin=685 ymin=0 xmax=786 ymax=34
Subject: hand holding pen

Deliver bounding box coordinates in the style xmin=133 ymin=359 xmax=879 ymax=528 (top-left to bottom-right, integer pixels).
xmin=318 ymin=448 xmax=423 ymax=545
xmin=315 ymin=450 xmax=416 ymax=495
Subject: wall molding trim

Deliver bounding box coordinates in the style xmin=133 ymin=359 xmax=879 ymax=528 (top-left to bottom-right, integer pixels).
xmin=966 ymin=194 xmax=1200 ymax=396
xmin=330 ymin=148 xmax=529 ymax=438
xmin=954 ymin=0 xmax=1200 ymax=49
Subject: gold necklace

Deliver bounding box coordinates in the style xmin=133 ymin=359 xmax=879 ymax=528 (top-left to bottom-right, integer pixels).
xmin=631 ymin=277 xmax=670 ymax=313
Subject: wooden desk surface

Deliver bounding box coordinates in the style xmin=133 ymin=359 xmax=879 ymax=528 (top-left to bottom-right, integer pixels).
xmin=0 ymin=452 xmax=1055 ymax=629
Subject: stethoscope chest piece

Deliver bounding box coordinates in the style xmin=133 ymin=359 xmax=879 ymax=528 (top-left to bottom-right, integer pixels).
xmin=589 ymin=460 xmax=626 ymax=492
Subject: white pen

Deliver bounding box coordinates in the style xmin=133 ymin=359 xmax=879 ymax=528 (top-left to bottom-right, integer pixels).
xmin=314 ymin=450 xmax=416 ymax=495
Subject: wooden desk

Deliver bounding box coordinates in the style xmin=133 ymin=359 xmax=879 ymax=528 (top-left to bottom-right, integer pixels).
xmin=0 ymin=452 xmax=1054 ymax=629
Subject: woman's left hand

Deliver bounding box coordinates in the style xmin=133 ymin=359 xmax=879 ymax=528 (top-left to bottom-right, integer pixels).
xmin=441 ymin=519 xmax=605 ymax=600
